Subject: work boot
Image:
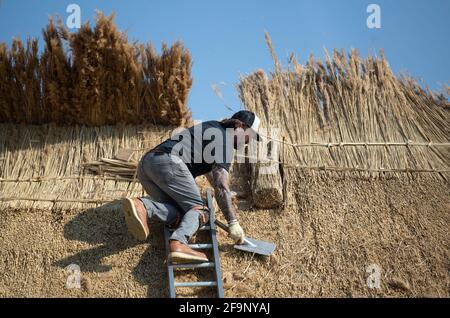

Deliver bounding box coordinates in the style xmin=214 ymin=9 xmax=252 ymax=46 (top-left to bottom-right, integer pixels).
xmin=169 ymin=240 xmax=209 ymax=264
xmin=122 ymin=198 xmax=149 ymax=241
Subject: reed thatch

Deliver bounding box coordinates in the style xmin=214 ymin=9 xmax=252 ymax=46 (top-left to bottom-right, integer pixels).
xmin=0 ymin=123 xmax=227 ymax=298
xmin=0 ymin=38 xmax=41 ymax=123
xmin=0 ymin=123 xmax=172 ymax=211
xmin=238 ymin=33 xmax=450 ymax=186
xmin=0 ymin=12 xmax=192 ymax=126
xmin=0 ymin=32 xmax=449 ymax=298
xmin=0 ymin=122 xmax=448 ymax=297
xmin=0 ymin=119 xmax=449 ymax=297
xmin=225 ymin=33 xmax=449 ymax=298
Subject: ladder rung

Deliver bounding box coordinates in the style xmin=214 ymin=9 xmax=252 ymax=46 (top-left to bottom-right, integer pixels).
xmin=174 ymin=281 xmax=217 ymax=288
xmin=188 ymin=244 xmax=213 ymax=249
xmin=172 ymin=262 xmax=215 ymax=269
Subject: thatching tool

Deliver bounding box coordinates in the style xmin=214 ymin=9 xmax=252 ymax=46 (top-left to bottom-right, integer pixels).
xmin=214 ymin=219 xmax=276 ymax=256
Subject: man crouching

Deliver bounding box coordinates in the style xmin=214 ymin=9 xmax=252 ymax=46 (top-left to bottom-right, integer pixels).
xmin=122 ymin=111 xmax=262 ymax=263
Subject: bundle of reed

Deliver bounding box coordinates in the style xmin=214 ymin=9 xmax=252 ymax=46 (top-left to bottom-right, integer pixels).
xmin=238 ymin=33 xmax=450 ymax=193
xmin=40 ymin=17 xmax=74 ymax=124
xmin=0 ymin=11 xmax=193 ymax=127
xmin=0 ymin=42 xmax=13 ymax=122
xmin=139 ymin=41 xmax=193 ymax=127
xmin=83 ymin=158 xmax=138 ymax=179
xmin=0 ymin=38 xmax=41 ymax=124
xmin=70 ymin=12 xmax=140 ymax=125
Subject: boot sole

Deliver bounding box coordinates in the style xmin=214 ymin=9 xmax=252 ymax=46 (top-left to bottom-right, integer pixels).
xmin=122 ymin=198 xmax=149 ymax=241
xmin=170 ymin=252 xmax=209 ymax=264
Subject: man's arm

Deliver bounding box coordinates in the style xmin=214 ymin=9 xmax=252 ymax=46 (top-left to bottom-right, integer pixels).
xmin=206 ymin=166 xmax=237 ymax=222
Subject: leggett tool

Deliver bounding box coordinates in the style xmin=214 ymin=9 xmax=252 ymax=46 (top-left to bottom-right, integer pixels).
xmin=215 ymin=219 xmax=276 ymax=256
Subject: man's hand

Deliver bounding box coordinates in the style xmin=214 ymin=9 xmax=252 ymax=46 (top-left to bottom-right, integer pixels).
xmin=228 ymin=220 xmax=245 ymax=244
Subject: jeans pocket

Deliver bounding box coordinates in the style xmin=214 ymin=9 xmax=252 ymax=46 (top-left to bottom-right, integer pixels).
xmin=170 ymin=157 xmax=191 ymax=178
xmin=144 ymin=155 xmax=174 ymax=182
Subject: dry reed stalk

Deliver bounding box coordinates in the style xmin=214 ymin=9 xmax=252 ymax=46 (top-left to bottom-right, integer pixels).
xmin=140 ymin=41 xmax=193 ymax=126
xmin=0 ymin=42 xmax=13 ymax=122
xmin=70 ymin=12 xmax=142 ymax=125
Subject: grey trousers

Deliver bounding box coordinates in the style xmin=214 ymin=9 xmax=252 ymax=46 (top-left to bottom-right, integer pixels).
xmin=136 ymin=152 xmax=207 ymax=245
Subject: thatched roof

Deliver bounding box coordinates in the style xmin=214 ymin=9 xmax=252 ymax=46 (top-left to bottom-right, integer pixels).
xmin=231 ymin=34 xmax=450 ymax=297
xmin=0 ymin=34 xmax=448 ymax=297
xmin=0 ymin=124 xmax=235 ymax=297
xmin=0 ymin=125 xmax=448 ymax=297
xmin=238 ymin=34 xmax=449 ymax=183
xmin=0 ymin=124 xmax=172 ymax=211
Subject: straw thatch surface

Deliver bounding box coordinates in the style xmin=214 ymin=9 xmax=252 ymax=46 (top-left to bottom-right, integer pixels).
xmin=0 ymin=123 xmax=172 ymax=211
xmin=0 ymin=12 xmax=192 ymax=126
xmin=0 ymin=123 xmax=449 ymax=298
xmin=0 ymin=34 xmax=449 ymax=297
xmin=0 ymin=123 xmax=231 ymax=297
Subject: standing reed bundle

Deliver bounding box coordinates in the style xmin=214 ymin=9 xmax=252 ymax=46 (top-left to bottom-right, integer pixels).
xmin=70 ymin=12 xmax=141 ymax=125
xmin=0 ymin=38 xmax=41 ymax=124
xmin=238 ymin=33 xmax=450 ymax=187
xmin=139 ymin=42 xmax=193 ymax=126
xmin=0 ymin=42 xmax=13 ymax=122
xmin=40 ymin=18 xmax=74 ymax=124
xmin=0 ymin=11 xmax=193 ymax=127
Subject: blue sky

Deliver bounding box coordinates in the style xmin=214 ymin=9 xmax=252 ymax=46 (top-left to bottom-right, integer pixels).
xmin=0 ymin=0 xmax=449 ymax=120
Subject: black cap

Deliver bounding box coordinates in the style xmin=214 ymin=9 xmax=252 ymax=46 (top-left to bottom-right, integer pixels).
xmin=231 ymin=110 xmax=262 ymax=141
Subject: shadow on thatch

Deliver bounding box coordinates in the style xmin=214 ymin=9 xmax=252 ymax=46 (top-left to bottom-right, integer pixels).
xmin=54 ymin=200 xmax=168 ymax=297
xmin=55 ymin=201 xmax=131 ymax=272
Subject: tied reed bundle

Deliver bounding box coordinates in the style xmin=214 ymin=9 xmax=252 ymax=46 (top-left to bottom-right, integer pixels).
xmin=0 ymin=38 xmax=41 ymax=124
xmin=238 ymin=33 xmax=450 ymax=183
xmin=0 ymin=11 xmax=193 ymax=127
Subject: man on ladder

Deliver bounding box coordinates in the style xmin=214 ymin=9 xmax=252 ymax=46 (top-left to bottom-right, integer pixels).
xmin=122 ymin=111 xmax=262 ymax=263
